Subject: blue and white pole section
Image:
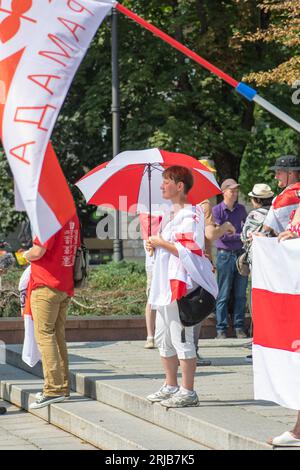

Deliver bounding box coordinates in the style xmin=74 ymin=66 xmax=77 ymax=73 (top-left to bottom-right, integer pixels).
xmin=117 ymin=3 xmax=300 ymax=134
xmin=236 ymin=83 xmax=300 ymax=134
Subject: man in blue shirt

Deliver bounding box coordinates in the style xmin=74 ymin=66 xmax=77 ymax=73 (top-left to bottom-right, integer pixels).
xmin=212 ymin=179 xmax=248 ymax=339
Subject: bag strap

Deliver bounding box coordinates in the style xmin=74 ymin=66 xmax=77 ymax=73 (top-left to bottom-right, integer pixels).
xmin=181 ymin=327 xmax=186 ymax=343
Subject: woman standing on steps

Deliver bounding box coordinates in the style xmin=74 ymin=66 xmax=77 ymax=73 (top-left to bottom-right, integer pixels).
xmin=145 ymin=166 xmax=218 ymax=408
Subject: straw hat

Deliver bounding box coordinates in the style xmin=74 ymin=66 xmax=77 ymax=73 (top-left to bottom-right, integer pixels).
xmin=248 ymin=183 xmax=274 ymax=199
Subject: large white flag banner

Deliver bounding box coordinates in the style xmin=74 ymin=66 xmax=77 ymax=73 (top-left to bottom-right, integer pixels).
xmin=252 ymin=236 xmax=300 ymax=410
xmin=0 ymin=0 xmax=114 ymax=242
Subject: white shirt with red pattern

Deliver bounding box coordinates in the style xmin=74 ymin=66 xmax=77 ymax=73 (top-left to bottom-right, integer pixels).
xmin=148 ymin=205 xmax=218 ymax=308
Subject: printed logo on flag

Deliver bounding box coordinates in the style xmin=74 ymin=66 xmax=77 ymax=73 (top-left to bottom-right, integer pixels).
xmin=0 ymin=0 xmax=35 ymax=44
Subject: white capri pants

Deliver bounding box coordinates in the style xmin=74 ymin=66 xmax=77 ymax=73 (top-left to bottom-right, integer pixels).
xmin=155 ymin=301 xmax=196 ymax=360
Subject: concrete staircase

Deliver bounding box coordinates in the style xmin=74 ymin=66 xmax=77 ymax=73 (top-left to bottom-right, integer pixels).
xmin=1 ymin=341 xmax=295 ymax=450
xmin=0 ymin=363 xmax=208 ymax=450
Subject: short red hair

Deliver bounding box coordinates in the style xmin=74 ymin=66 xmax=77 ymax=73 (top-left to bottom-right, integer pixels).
xmin=162 ymin=166 xmax=194 ymax=194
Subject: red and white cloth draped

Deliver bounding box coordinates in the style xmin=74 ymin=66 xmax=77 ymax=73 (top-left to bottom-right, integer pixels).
xmin=148 ymin=205 xmax=218 ymax=308
xmin=252 ymin=236 xmax=300 ymax=410
xmin=0 ymin=0 xmax=114 ymax=242
xmin=264 ymin=183 xmax=300 ymax=234
xmin=19 ymin=265 xmax=41 ymax=367
xmin=76 ymin=148 xmax=221 ymax=215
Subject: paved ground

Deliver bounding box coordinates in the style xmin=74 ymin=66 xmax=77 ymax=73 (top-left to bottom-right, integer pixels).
xmin=0 ymin=399 xmax=97 ymax=450
xmin=65 ymin=338 xmax=298 ymax=431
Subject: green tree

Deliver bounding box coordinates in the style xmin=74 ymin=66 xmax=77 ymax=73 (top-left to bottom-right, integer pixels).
xmin=241 ymin=0 xmax=300 ymax=86
xmin=1 ymin=0 xmax=299 ymax=235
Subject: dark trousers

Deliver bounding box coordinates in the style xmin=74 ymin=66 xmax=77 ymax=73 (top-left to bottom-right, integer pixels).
xmin=216 ymin=250 xmax=248 ymax=331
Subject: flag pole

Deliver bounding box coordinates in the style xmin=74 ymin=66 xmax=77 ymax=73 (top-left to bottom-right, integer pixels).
xmin=111 ymin=6 xmax=123 ymax=261
xmin=116 ymin=3 xmax=300 ymax=134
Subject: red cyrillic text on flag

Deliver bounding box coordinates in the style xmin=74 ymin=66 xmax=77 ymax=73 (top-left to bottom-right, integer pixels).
xmin=14 ymin=105 xmax=56 ymax=131
xmin=9 ymin=141 xmax=36 ymax=165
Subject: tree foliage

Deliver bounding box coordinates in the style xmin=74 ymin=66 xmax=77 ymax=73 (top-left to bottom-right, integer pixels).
xmin=239 ymin=0 xmax=300 ymax=86
xmin=0 ymin=0 xmax=299 ymax=235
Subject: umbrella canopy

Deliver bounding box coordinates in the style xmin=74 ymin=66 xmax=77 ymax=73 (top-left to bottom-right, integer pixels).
xmin=76 ymin=149 xmax=221 ymax=215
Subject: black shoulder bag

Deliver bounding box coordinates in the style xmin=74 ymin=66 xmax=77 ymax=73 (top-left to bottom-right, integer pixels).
xmin=177 ymin=286 xmax=216 ymax=342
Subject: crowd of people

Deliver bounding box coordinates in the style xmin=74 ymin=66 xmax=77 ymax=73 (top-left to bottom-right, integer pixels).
xmin=142 ymin=154 xmax=300 ymax=446
xmin=1 ymin=154 xmax=300 ymax=446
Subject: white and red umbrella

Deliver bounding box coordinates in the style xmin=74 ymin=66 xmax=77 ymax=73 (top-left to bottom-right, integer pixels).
xmin=76 ymin=148 xmax=221 ymax=235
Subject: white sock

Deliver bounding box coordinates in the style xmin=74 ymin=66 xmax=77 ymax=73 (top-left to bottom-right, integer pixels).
xmin=165 ymin=384 xmax=178 ymax=392
xmin=180 ymin=386 xmax=195 ymax=396
xmin=147 ymin=336 xmax=154 ymax=340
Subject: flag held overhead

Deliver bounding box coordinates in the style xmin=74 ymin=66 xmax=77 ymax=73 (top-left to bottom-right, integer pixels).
xmin=0 ymin=0 xmax=115 ymax=242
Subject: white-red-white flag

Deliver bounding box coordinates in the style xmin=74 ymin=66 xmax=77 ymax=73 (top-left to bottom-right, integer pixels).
xmin=0 ymin=0 xmax=114 ymax=242
xmin=263 ymin=183 xmax=300 ymax=234
xmin=19 ymin=265 xmax=41 ymax=367
xmin=252 ymin=236 xmax=300 ymax=410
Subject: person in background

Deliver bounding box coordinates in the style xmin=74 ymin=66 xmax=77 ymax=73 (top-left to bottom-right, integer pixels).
xmin=240 ymin=183 xmax=274 ymax=363
xmin=212 ymin=179 xmax=248 ymax=339
xmin=0 ymin=264 xmax=11 ymax=414
xmin=263 ymin=155 xmax=300 ymax=235
xmin=194 ymin=160 xmax=236 ymax=363
xmin=140 ymin=213 xmax=162 ymax=350
xmin=241 ymin=183 xmax=274 ymax=270
xmin=144 ymin=241 xmax=156 ymax=349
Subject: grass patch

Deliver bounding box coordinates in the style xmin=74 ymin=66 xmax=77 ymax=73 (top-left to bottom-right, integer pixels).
xmin=0 ymin=262 xmax=147 ymax=318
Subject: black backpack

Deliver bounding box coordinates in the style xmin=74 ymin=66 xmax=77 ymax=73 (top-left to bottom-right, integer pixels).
xmin=73 ymin=223 xmax=89 ymax=289
xmin=73 ymin=243 xmax=89 ymax=288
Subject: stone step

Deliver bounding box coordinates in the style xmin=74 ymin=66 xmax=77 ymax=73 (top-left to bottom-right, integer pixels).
xmin=0 ymin=363 xmax=208 ymax=450
xmin=0 ymin=399 xmax=97 ymax=450
xmin=4 ymin=344 xmax=278 ymax=450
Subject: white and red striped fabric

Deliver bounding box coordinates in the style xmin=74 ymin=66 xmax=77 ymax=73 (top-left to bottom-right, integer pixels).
xmin=19 ymin=266 xmax=41 ymax=367
xmin=76 ymin=148 xmax=221 ymax=213
xmin=252 ymin=236 xmax=300 ymax=410
xmin=0 ymin=0 xmax=114 ymax=242
xmin=264 ymin=183 xmax=300 ymax=234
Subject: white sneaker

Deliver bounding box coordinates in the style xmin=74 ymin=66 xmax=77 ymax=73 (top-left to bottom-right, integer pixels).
xmin=160 ymin=389 xmax=199 ymax=408
xmin=144 ymin=339 xmax=155 ymax=349
xmin=147 ymin=385 xmax=179 ymax=402
xmin=271 ymin=431 xmax=300 ymax=447
xmin=35 ymin=392 xmax=70 ymax=400
xmin=29 ymin=394 xmax=66 ymax=410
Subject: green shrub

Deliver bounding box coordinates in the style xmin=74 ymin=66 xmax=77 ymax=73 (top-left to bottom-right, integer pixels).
xmin=0 ymin=262 xmax=148 ymax=318
xmin=0 ymin=268 xmax=22 ymax=317
xmin=70 ymin=261 xmax=147 ymax=316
